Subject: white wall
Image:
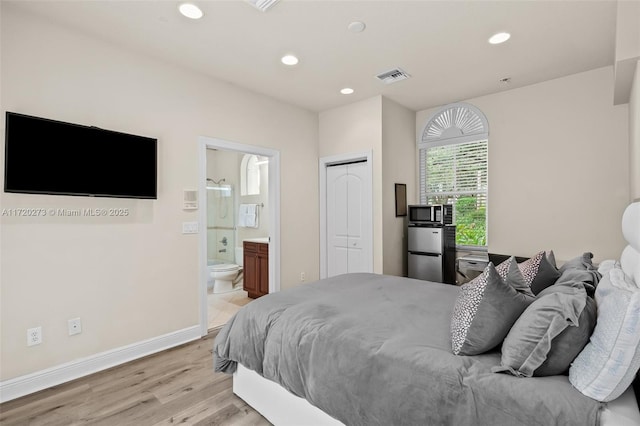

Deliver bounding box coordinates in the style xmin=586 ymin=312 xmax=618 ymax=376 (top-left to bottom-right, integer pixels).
xmin=318 ymin=96 xmax=383 ymax=273
xmin=381 ymin=98 xmax=416 ymax=276
xmin=0 ymin=6 xmax=319 ymax=380
xmin=416 ymin=67 xmax=629 ymax=263
xmin=318 ymin=96 xmax=416 ymax=277
xmin=615 ymin=1 xmax=640 ymax=63
xmin=630 ymin=61 xmax=640 ymax=201
xmin=613 ymin=1 xmax=640 ymax=105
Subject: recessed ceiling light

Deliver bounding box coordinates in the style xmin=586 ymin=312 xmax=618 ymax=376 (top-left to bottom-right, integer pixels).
xmin=488 ymin=32 xmax=511 ymax=44
xmin=281 ymin=54 xmax=299 ymax=66
xmin=178 ymin=3 xmax=204 ymax=19
xmin=340 ymin=88 xmax=354 ymax=95
xmin=348 ymin=21 xmax=366 ymax=33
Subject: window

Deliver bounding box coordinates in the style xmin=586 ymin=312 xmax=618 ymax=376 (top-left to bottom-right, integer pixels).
xmin=241 ymin=154 xmax=260 ymax=196
xmin=419 ymin=103 xmax=489 ymax=247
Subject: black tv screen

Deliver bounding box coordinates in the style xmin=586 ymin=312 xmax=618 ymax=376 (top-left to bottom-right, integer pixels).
xmin=4 ymin=112 xmax=157 ymax=199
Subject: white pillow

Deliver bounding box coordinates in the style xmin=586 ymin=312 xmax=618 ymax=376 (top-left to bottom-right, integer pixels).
xmin=597 ymin=259 xmax=616 ymax=276
xmin=569 ymin=263 xmax=640 ymax=402
xmin=620 ymin=245 xmax=640 ymax=286
xmin=620 ymin=201 xmax=640 ymax=285
xmin=621 ymin=202 xmax=640 ymax=251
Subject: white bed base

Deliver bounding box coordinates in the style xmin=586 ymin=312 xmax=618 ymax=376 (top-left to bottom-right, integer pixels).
xmin=601 ymin=384 xmax=640 ymax=426
xmin=233 ymin=364 xmax=344 ymax=426
xmin=234 ymin=363 xmax=640 ymax=426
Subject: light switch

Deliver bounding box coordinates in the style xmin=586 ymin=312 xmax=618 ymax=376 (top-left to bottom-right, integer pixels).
xmin=182 ymin=222 xmax=199 ymax=234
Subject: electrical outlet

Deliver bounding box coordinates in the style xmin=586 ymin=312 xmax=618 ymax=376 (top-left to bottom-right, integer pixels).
xmin=300 ymin=272 xmax=305 ymax=282
xmin=68 ymin=318 xmax=82 ymax=336
xmin=27 ymin=326 xmax=42 ymax=346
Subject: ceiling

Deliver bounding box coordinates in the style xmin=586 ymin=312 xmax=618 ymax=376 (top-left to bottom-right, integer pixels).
xmin=5 ymin=0 xmax=617 ymax=112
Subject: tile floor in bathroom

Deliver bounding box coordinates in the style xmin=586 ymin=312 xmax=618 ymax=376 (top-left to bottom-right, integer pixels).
xmin=208 ymin=287 xmax=253 ymax=330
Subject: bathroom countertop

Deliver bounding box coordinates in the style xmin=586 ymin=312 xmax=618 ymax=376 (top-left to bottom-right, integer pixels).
xmin=243 ymin=237 xmax=269 ymax=244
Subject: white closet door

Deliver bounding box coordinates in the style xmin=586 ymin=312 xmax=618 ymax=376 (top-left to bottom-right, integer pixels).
xmin=326 ymin=161 xmax=370 ymax=277
xmin=345 ymin=161 xmax=367 ymax=273
xmin=327 ymin=165 xmax=349 ymax=276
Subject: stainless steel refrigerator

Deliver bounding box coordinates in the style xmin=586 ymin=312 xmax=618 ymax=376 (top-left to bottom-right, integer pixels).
xmin=407 ymin=224 xmax=456 ymax=284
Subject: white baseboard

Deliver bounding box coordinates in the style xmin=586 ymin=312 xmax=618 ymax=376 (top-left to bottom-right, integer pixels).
xmin=0 ymin=325 xmax=202 ymax=403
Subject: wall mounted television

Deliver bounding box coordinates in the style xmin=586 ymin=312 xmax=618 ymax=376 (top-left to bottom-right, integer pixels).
xmin=4 ymin=112 xmax=157 ymax=199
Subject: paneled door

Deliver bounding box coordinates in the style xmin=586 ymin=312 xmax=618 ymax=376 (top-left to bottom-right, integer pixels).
xmin=326 ymin=161 xmax=371 ymax=277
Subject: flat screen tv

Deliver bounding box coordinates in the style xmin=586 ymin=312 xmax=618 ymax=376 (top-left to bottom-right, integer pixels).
xmin=4 ymin=112 xmax=157 ymax=199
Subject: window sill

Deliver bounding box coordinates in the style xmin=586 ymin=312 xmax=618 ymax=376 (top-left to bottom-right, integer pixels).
xmin=456 ymin=245 xmax=487 ymax=252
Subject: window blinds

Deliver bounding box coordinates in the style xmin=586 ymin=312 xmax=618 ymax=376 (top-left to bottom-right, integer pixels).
xmin=420 ymin=140 xmax=488 ymax=204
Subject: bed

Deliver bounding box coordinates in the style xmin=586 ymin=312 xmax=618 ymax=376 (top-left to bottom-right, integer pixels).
xmin=214 ymin=202 xmax=640 ymax=426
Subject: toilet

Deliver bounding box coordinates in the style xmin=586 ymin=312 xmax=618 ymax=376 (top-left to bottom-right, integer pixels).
xmin=208 ymin=247 xmax=243 ymax=294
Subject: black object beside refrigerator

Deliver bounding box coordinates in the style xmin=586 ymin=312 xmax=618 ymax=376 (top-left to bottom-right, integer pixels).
xmin=407 ymin=224 xmax=456 ymax=284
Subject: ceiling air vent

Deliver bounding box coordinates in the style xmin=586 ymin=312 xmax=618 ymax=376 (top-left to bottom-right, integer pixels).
xmin=246 ymin=0 xmax=280 ymax=12
xmin=375 ymin=68 xmax=411 ymax=85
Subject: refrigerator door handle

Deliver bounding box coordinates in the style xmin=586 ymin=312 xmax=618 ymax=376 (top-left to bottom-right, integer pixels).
xmin=408 ymin=251 xmax=441 ymax=256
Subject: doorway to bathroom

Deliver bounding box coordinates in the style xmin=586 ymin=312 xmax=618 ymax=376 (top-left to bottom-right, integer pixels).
xmin=198 ymin=137 xmax=281 ymax=335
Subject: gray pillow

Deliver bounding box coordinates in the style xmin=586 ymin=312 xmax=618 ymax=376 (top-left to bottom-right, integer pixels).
xmin=536 ymin=296 xmax=596 ymax=375
xmin=493 ymin=281 xmax=594 ymax=377
xmin=556 ymin=268 xmax=601 ymax=297
xmin=518 ymin=251 xmax=560 ymax=295
xmin=556 ymin=252 xmax=601 ymax=297
xmin=547 ymin=250 xmax=557 ymax=269
xmin=559 ymin=252 xmax=596 ymax=274
xmin=451 ymin=261 xmax=535 ymax=356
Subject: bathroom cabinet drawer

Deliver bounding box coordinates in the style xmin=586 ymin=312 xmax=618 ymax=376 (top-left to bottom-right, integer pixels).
xmin=244 ymin=242 xmax=259 ymax=253
xmin=243 ymin=241 xmax=268 ymax=299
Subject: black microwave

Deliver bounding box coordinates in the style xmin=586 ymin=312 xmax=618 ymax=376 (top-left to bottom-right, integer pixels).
xmin=408 ymin=204 xmax=453 ymax=225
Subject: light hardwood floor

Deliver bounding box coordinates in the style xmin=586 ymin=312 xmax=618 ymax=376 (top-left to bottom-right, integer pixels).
xmin=0 ymin=331 xmax=271 ymax=426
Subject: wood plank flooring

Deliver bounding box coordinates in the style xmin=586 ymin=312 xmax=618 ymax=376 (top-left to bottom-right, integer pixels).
xmin=0 ymin=331 xmax=271 ymax=426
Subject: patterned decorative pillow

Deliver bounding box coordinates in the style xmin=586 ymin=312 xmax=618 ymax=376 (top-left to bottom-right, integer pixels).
xmin=494 ymin=281 xmax=595 ymax=377
xmin=451 ymin=262 xmax=535 ymax=356
xmin=495 ymin=256 xmax=531 ymax=294
xmin=518 ymin=251 xmax=560 ymax=295
xmin=569 ymin=263 xmax=640 ymax=402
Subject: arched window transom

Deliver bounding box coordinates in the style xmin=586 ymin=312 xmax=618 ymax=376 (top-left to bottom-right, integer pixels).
xmin=421 ymin=103 xmax=488 ymax=146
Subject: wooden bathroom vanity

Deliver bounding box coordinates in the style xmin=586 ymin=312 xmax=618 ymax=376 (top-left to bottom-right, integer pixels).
xmin=243 ymin=240 xmax=268 ymax=298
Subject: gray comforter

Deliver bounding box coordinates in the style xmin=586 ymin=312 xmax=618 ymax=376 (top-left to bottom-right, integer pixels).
xmin=214 ymin=273 xmax=602 ymax=426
